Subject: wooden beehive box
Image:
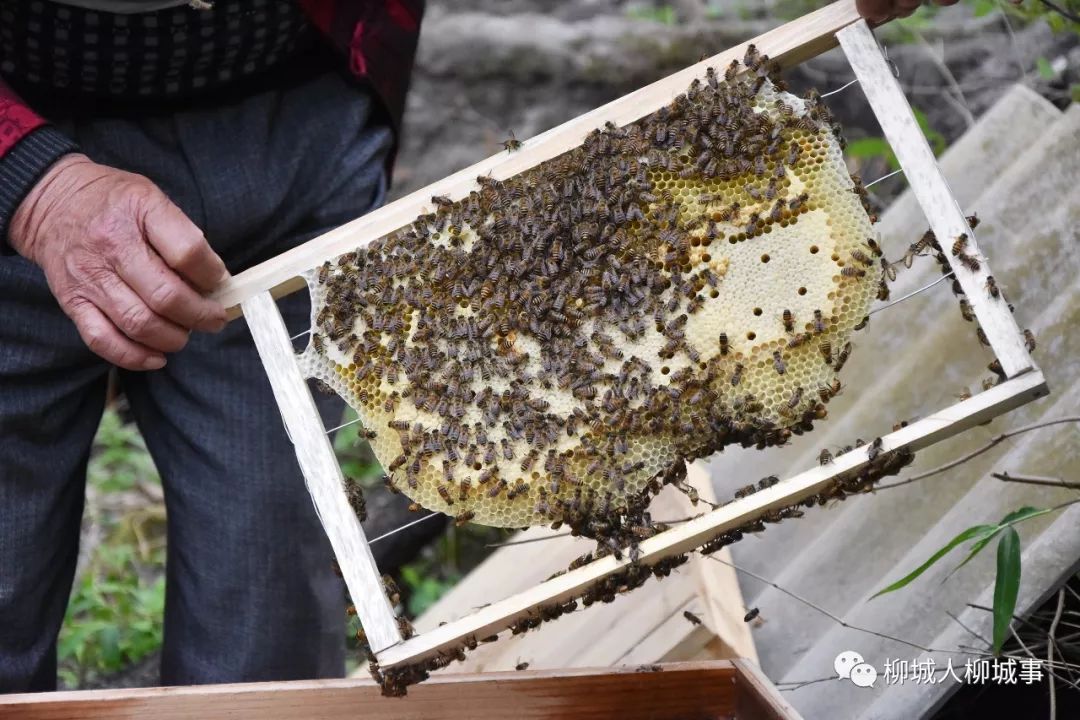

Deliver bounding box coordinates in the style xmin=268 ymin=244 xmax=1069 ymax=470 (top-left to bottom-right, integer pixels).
xmin=0 ymin=661 xmax=802 ymax=720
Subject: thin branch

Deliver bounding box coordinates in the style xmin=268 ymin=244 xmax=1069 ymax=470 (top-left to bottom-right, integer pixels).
xmin=874 ymin=417 xmax=1080 ymax=492
xmin=996 ymin=2 xmax=1027 ymax=81
xmin=991 ymin=472 xmax=1080 ymax=491
xmin=1049 ymin=589 xmax=1066 ymax=720
xmin=947 ymin=609 xmax=991 ymax=648
xmin=1039 ymin=0 xmax=1080 ymax=24
xmin=913 ymin=31 xmax=976 ymax=128
xmin=1008 ymin=626 xmax=1080 ymax=693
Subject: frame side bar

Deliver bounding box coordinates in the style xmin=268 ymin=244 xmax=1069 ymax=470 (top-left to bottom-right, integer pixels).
xmin=376 ymin=371 xmax=1047 ymax=668
xmin=242 ymin=292 xmax=403 ymax=652
xmin=212 ymin=0 xmax=864 ymax=318
xmin=837 ymin=20 xmax=1034 ymax=379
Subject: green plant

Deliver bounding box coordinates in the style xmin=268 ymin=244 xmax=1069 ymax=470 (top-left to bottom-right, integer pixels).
xmin=872 ymin=504 xmax=1068 ymax=654
xmin=626 ymin=4 xmax=679 ymax=25
xmin=332 ymin=407 xmax=384 ymax=485
xmin=59 ymin=547 xmax=166 ymax=687
xmin=846 ymin=107 xmax=946 ymax=171
xmin=59 ymin=409 xmax=167 ymax=687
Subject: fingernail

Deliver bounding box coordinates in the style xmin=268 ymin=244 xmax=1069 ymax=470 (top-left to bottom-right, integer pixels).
xmin=144 ymin=356 xmax=166 ymax=371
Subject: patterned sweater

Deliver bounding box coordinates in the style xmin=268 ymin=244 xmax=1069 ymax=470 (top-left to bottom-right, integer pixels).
xmin=0 ymin=0 xmax=424 ymax=245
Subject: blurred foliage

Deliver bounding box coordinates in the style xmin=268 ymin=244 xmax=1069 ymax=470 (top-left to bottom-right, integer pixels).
xmin=626 ymin=4 xmax=679 ymax=24
xmin=60 ymin=410 xmax=166 ymax=688
xmin=846 ymin=106 xmax=947 ymax=170
xmin=332 ymin=407 xmax=384 ymax=486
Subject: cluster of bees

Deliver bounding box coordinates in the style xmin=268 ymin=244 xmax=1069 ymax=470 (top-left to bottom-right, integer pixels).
xmin=336 ymin=49 xmax=1036 ymax=694
xmin=303 ymin=44 xmax=883 ymax=545
xmin=899 ymin=216 xmax=1036 ymax=387
xmin=366 ymin=435 xmax=916 ymax=697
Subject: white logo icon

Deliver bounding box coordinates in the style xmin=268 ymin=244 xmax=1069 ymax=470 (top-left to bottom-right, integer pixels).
xmin=834 ymin=650 xmax=864 ymax=679
xmin=850 ymin=662 xmax=878 ymax=688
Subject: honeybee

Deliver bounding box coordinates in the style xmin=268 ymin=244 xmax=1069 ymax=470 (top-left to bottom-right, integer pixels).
xmin=956 ymin=252 xmax=980 ymax=272
xmin=951 ymin=233 xmax=968 ymax=256
xmin=818 ymin=448 xmax=833 ymax=465
xmin=683 ymin=610 xmax=703 ymax=626
xmin=437 ymin=484 xmax=454 ymax=506
xmin=731 ymin=363 xmax=744 ymax=386
xmin=819 ymin=340 xmax=833 ymax=365
xmin=1024 ymin=329 xmax=1037 ymax=352
xmin=501 ymin=130 xmax=523 ymax=153
xmin=841 ymin=266 xmax=866 ymax=278
xmin=772 ymin=351 xmax=786 ymax=375
xmin=455 ymin=510 xmax=476 ymax=526
xmin=719 ymin=332 xmax=730 ymax=355
xmin=782 ymin=309 xmax=795 ymax=334
xmin=985 ymin=275 xmax=1000 ymax=298
xmin=834 ymin=342 xmax=852 ymax=372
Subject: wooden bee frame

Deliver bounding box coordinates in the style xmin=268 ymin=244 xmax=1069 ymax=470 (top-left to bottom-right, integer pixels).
xmin=220 ymin=1 xmax=1048 ymax=678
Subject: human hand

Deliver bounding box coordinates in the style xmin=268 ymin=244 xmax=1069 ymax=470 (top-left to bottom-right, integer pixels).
xmin=856 ymin=0 xmax=959 ymax=22
xmin=9 ymin=154 xmax=229 ymax=370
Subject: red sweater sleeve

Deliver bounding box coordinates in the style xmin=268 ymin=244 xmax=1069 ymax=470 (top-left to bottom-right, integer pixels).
xmin=0 ymin=76 xmax=80 ymax=250
xmin=0 ymin=77 xmax=47 ymax=157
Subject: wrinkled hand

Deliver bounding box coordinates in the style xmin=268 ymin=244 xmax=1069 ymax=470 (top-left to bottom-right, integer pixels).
xmin=857 ymin=0 xmax=959 ymax=22
xmin=9 ymin=154 xmax=229 ymax=370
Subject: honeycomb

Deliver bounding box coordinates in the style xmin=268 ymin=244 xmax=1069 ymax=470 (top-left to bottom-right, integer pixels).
xmin=298 ymin=50 xmax=880 ymax=531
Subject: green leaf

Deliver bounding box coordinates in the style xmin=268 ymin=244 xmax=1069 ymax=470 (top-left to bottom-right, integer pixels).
xmin=998 ymin=505 xmax=1053 ymax=526
xmin=992 ymin=527 xmax=1022 ymax=654
xmin=871 ymin=524 xmax=998 ymax=598
xmin=946 ymin=507 xmax=1050 ymax=581
xmin=912 ymin=107 xmax=946 ymax=156
xmin=972 ymin=0 xmax=997 ymax=17
xmin=846 ymin=137 xmax=899 ymax=170
xmin=1036 ymin=57 xmax=1055 ymax=80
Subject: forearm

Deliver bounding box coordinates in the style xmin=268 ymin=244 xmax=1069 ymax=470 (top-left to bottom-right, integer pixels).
xmin=0 ymin=76 xmax=79 ymax=251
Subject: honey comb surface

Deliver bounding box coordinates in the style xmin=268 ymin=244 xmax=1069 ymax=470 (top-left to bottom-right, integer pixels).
xmin=299 ymin=61 xmax=879 ymax=529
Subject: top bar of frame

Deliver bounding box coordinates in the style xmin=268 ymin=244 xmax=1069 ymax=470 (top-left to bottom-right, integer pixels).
xmin=211 ymin=0 xmax=867 ymax=319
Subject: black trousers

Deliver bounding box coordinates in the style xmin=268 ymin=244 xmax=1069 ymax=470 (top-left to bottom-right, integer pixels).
xmin=0 ymin=68 xmax=392 ymax=691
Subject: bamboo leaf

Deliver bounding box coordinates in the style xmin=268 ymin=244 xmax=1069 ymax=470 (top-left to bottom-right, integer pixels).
xmin=946 ymin=507 xmax=1050 ymax=582
xmin=871 ymin=524 xmax=998 ymax=598
xmin=945 ymin=529 xmax=1000 ymax=581
xmin=992 ymin=528 xmax=1022 ymax=654
xmin=998 ymin=506 xmax=1052 ymax=526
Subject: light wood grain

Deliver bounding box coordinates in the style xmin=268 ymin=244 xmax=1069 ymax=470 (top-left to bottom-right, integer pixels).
xmin=376 ymin=370 xmax=1047 ymax=669
xmin=212 ymin=0 xmax=865 ymax=319
xmin=0 ymin=662 xmax=763 ymax=720
xmin=241 ymin=292 xmax=402 ymax=652
xmin=838 ymin=20 xmax=1035 ymax=379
